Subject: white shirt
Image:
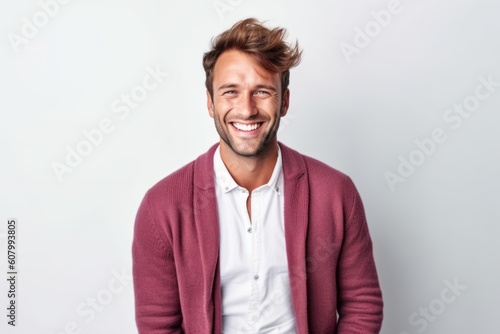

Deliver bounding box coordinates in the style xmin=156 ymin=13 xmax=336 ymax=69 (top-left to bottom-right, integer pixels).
xmin=214 ymin=146 xmax=297 ymax=334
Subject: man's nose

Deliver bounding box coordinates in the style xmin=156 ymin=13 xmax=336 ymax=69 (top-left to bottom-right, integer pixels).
xmin=236 ymin=93 xmax=258 ymax=118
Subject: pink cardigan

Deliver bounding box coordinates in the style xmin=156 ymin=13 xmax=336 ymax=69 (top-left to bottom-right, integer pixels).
xmin=133 ymin=143 xmax=383 ymax=333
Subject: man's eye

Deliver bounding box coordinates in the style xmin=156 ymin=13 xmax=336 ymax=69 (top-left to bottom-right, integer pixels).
xmin=223 ymin=90 xmax=237 ymax=95
xmin=255 ymin=90 xmax=270 ymax=96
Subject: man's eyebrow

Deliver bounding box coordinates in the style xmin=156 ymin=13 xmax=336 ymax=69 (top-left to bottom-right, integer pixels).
xmin=255 ymin=84 xmax=277 ymax=92
xmin=217 ymin=84 xmax=278 ymax=92
xmin=217 ymin=83 xmax=240 ymax=91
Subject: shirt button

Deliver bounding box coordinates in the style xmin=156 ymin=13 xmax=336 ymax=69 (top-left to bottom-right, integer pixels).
xmin=247 ymin=227 xmax=252 ymax=233
xmin=248 ymin=311 xmax=259 ymax=322
xmin=253 ymin=274 xmax=259 ymax=280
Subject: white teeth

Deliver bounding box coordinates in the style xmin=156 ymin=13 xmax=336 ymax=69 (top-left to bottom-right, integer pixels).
xmin=233 ymin=123 xmax=261 ymax=131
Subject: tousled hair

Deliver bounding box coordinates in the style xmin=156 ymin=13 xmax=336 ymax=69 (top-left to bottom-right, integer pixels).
xmin=203 ymin=18 xmax=302 ymax=98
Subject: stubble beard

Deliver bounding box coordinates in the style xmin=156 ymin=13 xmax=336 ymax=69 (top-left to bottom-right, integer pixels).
xmin=213 ymin=108 xmax=281 ymax=158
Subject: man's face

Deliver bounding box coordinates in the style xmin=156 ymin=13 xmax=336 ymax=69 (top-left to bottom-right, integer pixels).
xmin=207 ymin=49 xmax=289 ymax=157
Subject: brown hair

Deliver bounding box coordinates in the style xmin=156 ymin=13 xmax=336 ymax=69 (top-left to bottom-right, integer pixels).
xmin=203 ymin=18 xmax=302 ymax=98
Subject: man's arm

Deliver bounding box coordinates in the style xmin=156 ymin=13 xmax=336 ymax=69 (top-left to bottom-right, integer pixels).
xmin=132 ymin=192 xmax=183 ymax=333
xmin=336 ymin=183 xmax=384 ymax=333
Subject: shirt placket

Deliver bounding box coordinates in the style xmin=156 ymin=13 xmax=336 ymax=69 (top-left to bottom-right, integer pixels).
xmin=247 ymin=188 xmax=262 ymax=331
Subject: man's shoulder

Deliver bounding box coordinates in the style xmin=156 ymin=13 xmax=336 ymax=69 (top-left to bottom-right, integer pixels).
xmin=148 ymin=160 xmax=195 ymax=194
xmin=144 ymin=144 xmax=218 ymax=203
xmin=280 ymin=143 xmax=359 ymax=210
xmin=280 ymin=143 xmax=353 ymax=186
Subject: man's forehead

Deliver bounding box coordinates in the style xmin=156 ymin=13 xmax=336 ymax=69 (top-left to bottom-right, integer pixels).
xmin=213 ymin=50 xmax=280 ymax=84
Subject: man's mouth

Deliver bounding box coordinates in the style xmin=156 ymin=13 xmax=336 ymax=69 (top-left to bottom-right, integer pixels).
xmin=231 ymin=122 xmax=263 ymax=132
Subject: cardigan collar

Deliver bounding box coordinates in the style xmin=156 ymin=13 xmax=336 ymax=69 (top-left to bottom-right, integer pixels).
xmin=193 ymin=141 xmax=307 ymax=189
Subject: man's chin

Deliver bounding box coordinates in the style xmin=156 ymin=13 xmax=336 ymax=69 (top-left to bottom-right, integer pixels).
xmin=222 ymin=140 xmax=265 ymax=158
xmin=228 ymin=146 xmax=262 ymax=157
xmin=219 ymin=130 xmax=277 ymax=158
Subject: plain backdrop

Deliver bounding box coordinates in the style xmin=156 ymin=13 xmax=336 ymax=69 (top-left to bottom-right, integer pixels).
xmin=1 ymin=0 xmax=499 ymax=333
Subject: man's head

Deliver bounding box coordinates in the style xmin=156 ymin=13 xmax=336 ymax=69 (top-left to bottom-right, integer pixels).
xmin=203 ymin=18 xmax=302 ymax=157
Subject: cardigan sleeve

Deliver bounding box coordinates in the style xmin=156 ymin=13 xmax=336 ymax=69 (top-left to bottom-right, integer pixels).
xmin=336 ymin=180 xmax=384 ymax=333
xmin=132 ymin=192 xmax=183 ymax=333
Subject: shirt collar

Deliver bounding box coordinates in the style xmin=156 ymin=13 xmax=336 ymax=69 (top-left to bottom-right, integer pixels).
xmin=213 ymin=145 xmax=283 ymax=195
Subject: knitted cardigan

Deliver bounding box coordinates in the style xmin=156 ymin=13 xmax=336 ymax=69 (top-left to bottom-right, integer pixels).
xmin=133 ymin=142 xmax=383 ymax=333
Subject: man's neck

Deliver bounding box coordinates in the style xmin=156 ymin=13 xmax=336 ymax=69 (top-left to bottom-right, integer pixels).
xmin=219 ymin=141 xmax=279 ymax=193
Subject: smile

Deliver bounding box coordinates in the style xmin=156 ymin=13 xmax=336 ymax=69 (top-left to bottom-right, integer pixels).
xmin=231 ymin=122 xmax=263 ymax=132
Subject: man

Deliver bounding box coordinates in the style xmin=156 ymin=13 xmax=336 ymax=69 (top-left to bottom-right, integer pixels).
xmin=133 ymin=18 xmax=383 ymax=333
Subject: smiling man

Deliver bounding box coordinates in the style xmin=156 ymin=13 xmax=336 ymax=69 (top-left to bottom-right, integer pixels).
xmin=133 ymin=18 xmax=383 ymax=333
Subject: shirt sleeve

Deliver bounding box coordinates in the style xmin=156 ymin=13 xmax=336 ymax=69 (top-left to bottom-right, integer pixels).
xmin=132 ymin=192 xmax=183 ymax=333
xmin=336 ymin=180 xmax=384 ymax=333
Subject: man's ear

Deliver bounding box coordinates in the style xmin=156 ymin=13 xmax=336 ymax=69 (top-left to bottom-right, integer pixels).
xmin=280 ymin=89 xmax=290 ymax=117
xmin=206 ymin=90 xmax=215 ymax=118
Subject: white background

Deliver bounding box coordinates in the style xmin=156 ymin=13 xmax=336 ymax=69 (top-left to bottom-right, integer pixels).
xmin=1 ymin=0 xmax=499 ymax=333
